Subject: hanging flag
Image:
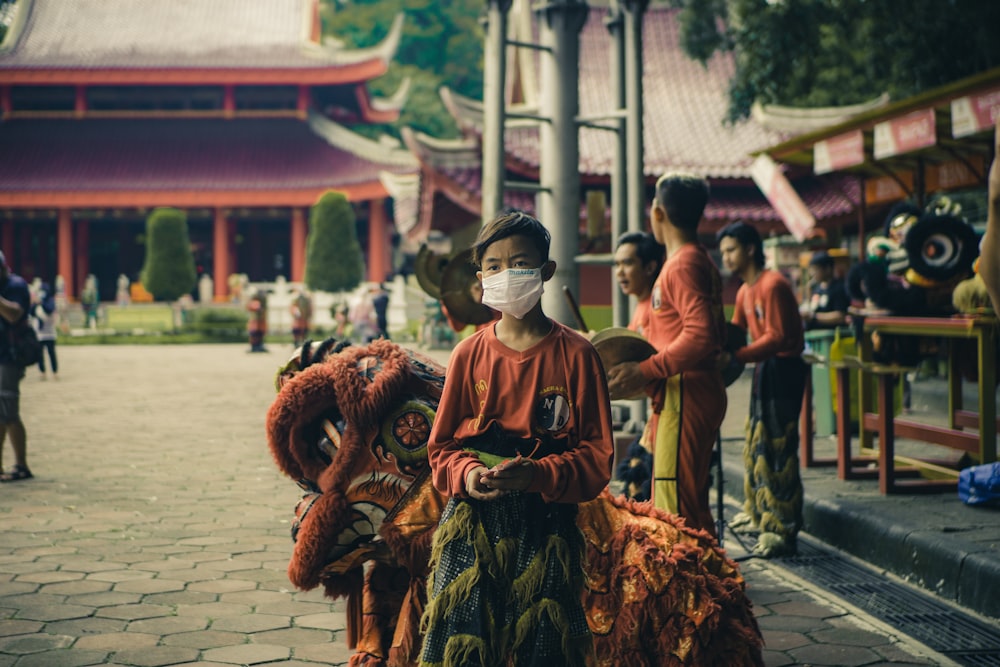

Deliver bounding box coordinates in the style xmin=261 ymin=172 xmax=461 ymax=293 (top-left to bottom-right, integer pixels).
xmin=751 ymin=154 xmax=816 ymax=242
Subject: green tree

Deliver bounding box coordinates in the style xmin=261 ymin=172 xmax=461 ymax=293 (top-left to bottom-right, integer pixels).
xmin=321 ymin=0 xmax=484 ymax=138
xmin=674 ymin=0 xmax=1000 ymax=123
xmin=139 ymin=207 xmax=197 ymax=302
xmin=305 ymin=191 xmax=365 ymax=293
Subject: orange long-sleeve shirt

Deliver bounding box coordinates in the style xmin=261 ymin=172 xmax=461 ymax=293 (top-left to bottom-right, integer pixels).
xmin=427 ymin=320 xmax=614 ymax=504
xmin=638 ymin=243 xmax=726 ymax=380
xmin=628 ymin=296 xmax=652 ymax=336
xmin=731 ymin=269 xmax=804 ymax=362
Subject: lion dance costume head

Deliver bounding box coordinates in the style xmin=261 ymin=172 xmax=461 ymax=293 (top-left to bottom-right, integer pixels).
xmin=847 ymin=198 xmax=982 ymax=367
xmin=266 ymin=338 xmax=764 ymax=666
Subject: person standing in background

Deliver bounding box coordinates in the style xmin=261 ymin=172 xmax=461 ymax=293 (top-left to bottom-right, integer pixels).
xmin=31 ymin=282 xmax=58 ymax=380
xmin=717 ymin=221 xmax=806 ymax=558
xmin=801 ymin=251 xmax=849 ymax=331
xmin=371 ymin=283 xmax=390 ymax=340
xmin=80 ymin=274 xmax=99 ymax=329
xmin=246 ymin=289 xmax=268 ymax=353
xmin=0 ymin=251 xmax=33 ymax=482
xmin=614 ymin=230 xmax=665 ymax=336
xmin=290 ymin=288 xmax=313 ymax=347
xmin=606 ymin=173 xmax=727 ymax=536
xmin=611 ymin=230 xmax=665 ymax=502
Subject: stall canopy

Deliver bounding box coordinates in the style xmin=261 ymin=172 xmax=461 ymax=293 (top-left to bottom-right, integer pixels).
xmin=758 ymin=67 xmax=999 ymax=215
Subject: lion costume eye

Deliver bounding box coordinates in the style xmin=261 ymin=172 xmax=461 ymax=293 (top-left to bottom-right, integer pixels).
xmin=311 ymin=416 xmax=344 ymax=466
xmin=380 ymin=398 xmax=436 ymax=467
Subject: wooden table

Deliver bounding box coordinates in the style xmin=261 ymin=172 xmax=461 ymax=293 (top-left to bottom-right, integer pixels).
xmin=835 ymin=315 xmax=998 ymax=494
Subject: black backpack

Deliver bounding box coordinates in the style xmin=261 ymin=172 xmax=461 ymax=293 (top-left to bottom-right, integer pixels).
xmin=8 ymin=320 xmax=42 ymax=368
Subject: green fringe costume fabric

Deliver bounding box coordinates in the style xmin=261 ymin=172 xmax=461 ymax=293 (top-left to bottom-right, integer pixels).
xmin=420 ymin=492 xmax=593 ymax=667
xmin=742 ymin=356 xmax=807 ymax=551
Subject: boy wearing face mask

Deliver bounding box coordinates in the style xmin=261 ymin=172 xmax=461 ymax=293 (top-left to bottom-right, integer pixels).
xmin=606 ymin=173 xmax=727 ymax=537
xmin=420 ymin=208 xmax=614 ymax=667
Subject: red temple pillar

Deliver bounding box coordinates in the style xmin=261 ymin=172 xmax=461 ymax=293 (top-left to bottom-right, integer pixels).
xmin=75 ymin=220 xmax=90 ymax=297
xmin=75 ymin=85 xmax=87 ymax=118
xmin=213 ymin=208 xmax=230 ymax=302
xmin=57 ymin=210 xmax=74 ymax=299
xmin=223 ymin=85 xmax=235 ymax=119
xmin=367 ymin=198 xmax=389 ymax=283
xmin=297 ymin=85 xmax=310 ymax=120
xmin=0 ymin=85 xmax=11 ymax=119
xmin=290 ymin=207 xmax=307 ymax=283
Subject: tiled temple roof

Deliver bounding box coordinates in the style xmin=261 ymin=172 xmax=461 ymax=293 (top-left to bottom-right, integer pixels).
xmin=0 ymin=0 xmax=401 ymax=73
xmin=410 ymin=4 xmax=863 ymax=233
xmin=0 ymin=117 xmax=416 ymax=206
xmin=455 ymin=6 xmax=791 ymax=180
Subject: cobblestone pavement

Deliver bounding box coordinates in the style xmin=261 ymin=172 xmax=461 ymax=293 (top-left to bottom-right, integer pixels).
xmin=0 ymin=343 xmax=957 ymax=666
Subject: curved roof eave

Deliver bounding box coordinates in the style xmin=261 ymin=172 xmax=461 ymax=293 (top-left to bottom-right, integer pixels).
xmin=751 ymin=93 xmax=891 ymax=135
xmin=401 ymin=126 xmax=481 ymax=168
xmin=370 ymin=76 xmax=412 ymax=113
xmin=308 ymin=111 xmax=418 ymax=169
xmin=302 ymin=12 xmax=405 ymax=67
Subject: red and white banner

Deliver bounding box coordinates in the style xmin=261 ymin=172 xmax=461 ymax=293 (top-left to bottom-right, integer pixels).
xmin=814 ymin=129 xmax=864 ymax=175
xmin=951 ymin=86 xmax=1000 ymax=138
xmin=873 ymin=108 xmax=936 ymax=159
xmin=751 ymin=154 xmax=816 ymax=242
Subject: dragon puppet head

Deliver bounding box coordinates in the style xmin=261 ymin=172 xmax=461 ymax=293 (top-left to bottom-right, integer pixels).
xmin=267 ymin=338 xmax=446 ymax=595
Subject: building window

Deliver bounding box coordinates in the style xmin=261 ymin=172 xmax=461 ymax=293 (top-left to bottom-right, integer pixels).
xmin=10 ymin=86 xmax=75 ymax=111
xmin=87 ymin=86 xmax=225 ymax=112
xmin=234 ymin=86 xmax=298 ymax=111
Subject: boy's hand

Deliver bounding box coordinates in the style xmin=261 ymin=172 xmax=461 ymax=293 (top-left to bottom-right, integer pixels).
xmin=607 ymin=361 xmax=648 ymax=398
xmin=481 ymin=458 xmax=534 ymax=493
xmin=466 ymin=465 xmax=504 ymax=501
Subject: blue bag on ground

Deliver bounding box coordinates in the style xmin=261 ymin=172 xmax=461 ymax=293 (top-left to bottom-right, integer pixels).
xmin=958 ymin=463 xmax=1000 ymax=506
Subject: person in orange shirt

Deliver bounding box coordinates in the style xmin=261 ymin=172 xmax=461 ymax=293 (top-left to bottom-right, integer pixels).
xmin=611 ymin=231 xmax=664 ymax=502
xmin=614 ymin=230 xmax=665 ymax=336
xmin=717 ymin=221 xmax=806 ymax=558
xmin=420 ymin=209 xmax=614 ymax=667
xmin=607 ymin=174 xmax=727 ymax=537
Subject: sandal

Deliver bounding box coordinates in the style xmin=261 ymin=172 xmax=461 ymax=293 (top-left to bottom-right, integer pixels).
xmin=0 ymin=464 xmax=33 ymax=482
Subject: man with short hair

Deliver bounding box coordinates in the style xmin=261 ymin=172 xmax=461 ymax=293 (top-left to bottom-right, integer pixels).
xmin=0 ymin=251 xmax=33 ymax=482
xmin=717 ymin=222 xmax=805 ymax=557
xmin=607 ymin=173 xmax=727 ymax=536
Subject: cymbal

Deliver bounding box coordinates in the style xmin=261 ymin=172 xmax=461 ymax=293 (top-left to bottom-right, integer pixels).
xmin=591 ymin=327 xmax=656 ymax=400
xmin=439 ymin=249 xmax=494 ymax=326
xmin=414 ymin=244 xmax=449 ymax=300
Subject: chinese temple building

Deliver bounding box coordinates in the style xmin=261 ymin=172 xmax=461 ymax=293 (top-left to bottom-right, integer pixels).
xmin=394 ymin=4 xmax=871 ymax=319
xmin=0 ymin=0 xmax=417 ymax=301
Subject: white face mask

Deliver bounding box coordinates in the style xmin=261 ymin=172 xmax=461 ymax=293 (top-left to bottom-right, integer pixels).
xmin=480 ymin=268 xmax=544 ymax=319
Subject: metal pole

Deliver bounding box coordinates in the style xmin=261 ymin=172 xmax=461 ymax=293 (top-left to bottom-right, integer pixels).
xmin=536 ymin=0 xmax=588 ymax=327
xmin=481 ymin=0 xmax=512 ymax=226
xmin=621 ymin=1 xmax=648 ymax=426
xmin=606 ymin=1 xmax=628 ymax=329
xmin=622 ymin=0 xmax=648 ymax=234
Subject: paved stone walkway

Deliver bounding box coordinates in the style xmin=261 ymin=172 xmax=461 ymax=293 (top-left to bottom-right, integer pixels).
xmin=0 ymin=343 xmax=957 ymax=666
